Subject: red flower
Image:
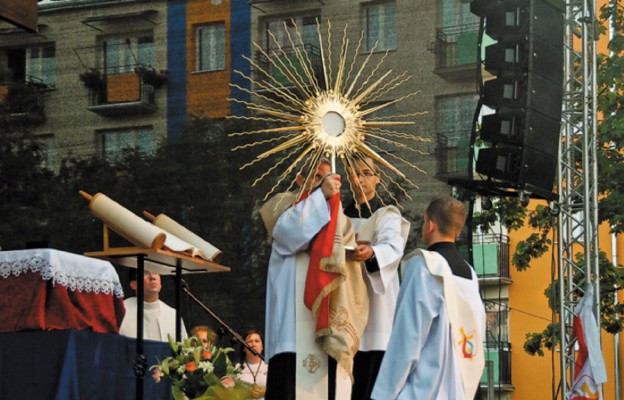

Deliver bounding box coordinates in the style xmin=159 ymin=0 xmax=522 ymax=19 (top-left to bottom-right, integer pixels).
xmin=185 ymin=361 xmax=197 ymax=372
xmin=201 ymin=349 xmax=213 ymax=360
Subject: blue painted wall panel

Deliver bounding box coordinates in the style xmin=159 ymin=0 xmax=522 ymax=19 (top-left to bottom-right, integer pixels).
xmin=230 ymin=0 xmax=251 ymax=115
xmin=167 ymin=0 xmax=187 ymax=142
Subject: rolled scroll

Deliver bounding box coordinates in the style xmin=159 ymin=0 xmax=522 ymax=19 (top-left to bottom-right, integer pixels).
xmin=144 ymin=212 xmax=222 ymax=261
xmin=80 ymin=191 xmax=166 ymax=250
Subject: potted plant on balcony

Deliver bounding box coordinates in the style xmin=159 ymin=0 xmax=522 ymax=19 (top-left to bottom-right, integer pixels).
xmin=79 ymin=68 xmax=105 ymax=90
xmin=135 ymin=66 xmax=168 ymax=89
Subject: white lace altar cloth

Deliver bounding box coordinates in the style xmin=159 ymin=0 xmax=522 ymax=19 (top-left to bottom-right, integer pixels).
xmin=0 ymin=248 xmax=126 ymax=334
xmin=0 ymin=248 xmax=124 ymax=298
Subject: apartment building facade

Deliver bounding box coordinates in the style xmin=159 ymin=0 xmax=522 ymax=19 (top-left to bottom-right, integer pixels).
xmin=0 ymin=0 xmax=251 ymax=168
xmin=9 ymin=0 xmax=620 ymax=399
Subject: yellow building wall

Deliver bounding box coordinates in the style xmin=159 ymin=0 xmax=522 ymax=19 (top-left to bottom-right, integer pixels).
xmin=507 ymin=199 xmax=562 ymax=398
xmin=508 ymin=197 xmax=623 ymax=399
xmin=186 ymin=0 xmax=231 ymax=118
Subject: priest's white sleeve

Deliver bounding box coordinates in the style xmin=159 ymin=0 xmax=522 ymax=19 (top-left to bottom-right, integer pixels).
xmin=272 ymin=189 xmax=331 ymax=255
xmin=371 ymin=255 xmax=443 ymax=399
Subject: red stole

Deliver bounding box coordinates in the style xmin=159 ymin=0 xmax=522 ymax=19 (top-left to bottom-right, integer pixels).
xmin=299 ymin=191 xmax=342 ymax=332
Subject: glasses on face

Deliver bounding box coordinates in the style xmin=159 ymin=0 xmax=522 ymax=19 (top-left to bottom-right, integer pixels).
xmin=356 ymin=171 xmax=376 ymax=178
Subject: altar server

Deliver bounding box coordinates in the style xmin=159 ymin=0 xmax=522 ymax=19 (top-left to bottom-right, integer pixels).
xmin=343 ymin=157 xmax=409 ymax=400
xmin=371 ymin=196 xmax=485 ymax=400
xmin=119 ymin=270 xmax=188 ymax=342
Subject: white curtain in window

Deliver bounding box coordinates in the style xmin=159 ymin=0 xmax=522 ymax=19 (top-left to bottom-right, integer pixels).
xmin=365 ymin=2 xmax=397 ymax=52
xmin=26 ymin=46 xmax=56 ymax=85
xmin=437 ymin=95 xmax=478 ymax=144
xmin=137 ymin=37 xmax=154 ymax=67
xmin=442 ymin=0 xmax=479 ymax=28
xmin=103 ymin=128 xmax=154 ymax=161
xmin=266 ymin=16 xmax=320 ymax=51
xmin=198 ymin=23 xmax=226 ymax=71
xmin=105 ymin=39 xmax=133 ymax=74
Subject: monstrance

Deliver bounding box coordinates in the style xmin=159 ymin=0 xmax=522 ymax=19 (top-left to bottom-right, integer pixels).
xmin=228 ymin=19 xmax=429 ymax=207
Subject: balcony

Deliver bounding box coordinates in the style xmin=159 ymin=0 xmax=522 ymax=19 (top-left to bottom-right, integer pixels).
xmin=81 ymin=68 xmax=163 ymax=116
xmin=427 ymin=22 xmax=481 ymax=81
xmin=253 ymin=44 xmax=325 ymax=94
xmin=473 ymin=234 xmax=511 ymax=284
xmin=0 ymin=80 xmax=47 ymax=124
xmin=481 ymin=343 xmax=514 ymax=392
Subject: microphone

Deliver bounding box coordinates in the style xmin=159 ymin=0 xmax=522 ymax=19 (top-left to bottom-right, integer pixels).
xmin=180 ymin=278 xmax=190 ymax=290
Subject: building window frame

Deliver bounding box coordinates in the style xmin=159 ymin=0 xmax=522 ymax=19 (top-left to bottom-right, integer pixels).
xmin=195 ymin=22 xmax=226 ymax=72
xmin=102 ymin=35 xmax=154 ymax=75
xmin=100 ymin=126 xmax=155 ymax=162
xmin=363 ymin=1 xmax=397 ymax=52
xmin=264 ymin=15 xmax=320 ymax=51
xmin=485 ymin=300 xmax=510 ymax=348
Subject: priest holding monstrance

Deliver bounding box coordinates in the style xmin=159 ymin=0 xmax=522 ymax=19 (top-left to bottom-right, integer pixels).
xmin=228 ymin=19 xmax=426 ymax=399
xmin=259 ymin=157 xmax=369 ymax=399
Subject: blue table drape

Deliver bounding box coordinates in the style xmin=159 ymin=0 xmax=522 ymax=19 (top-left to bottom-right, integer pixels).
xmin=0 ymin=330 xmax=174 ymax=400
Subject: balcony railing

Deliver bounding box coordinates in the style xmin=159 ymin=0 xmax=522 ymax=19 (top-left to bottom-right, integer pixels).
xmin=427 ymin=22 xmax=481 ymax=80
xmin=0 ymin=80 xmax=47 ymax=124
xmin=253 ymin=44 xmax=325 ymax=92
xmin=473 ymin=234 xmax=511 ymax=284
xmin=82 ymin=69 xmax=158 ymax=116
xmin=481 ymin=342 xmax=513 ymax=390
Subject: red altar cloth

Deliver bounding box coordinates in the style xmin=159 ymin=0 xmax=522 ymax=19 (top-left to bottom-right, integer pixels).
xmin=0 ymin=248 xmax=126 ymax=333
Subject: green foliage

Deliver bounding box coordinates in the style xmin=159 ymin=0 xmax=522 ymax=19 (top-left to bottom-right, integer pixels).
xmin=523 ymin=323 xmax=559 ymax=357
xmin=472 ymin=197 xmax=526 ymax=234
xmin=597 ymin=1 xmax=624 ymax=235
xmin=522 ymin=251 xmax=624 ymax=356
xmin=0 ymin=116 xmax=55 ymax=250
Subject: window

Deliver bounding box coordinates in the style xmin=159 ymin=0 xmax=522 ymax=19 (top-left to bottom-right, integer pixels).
xmin=364 ymin=2 xmax=397 ymax=52
xmin=101 ymin=127 xmax=154 ymax=161
xmin=196 ymin=23 xmax=226 ymax=72
xmin=485 ymin=300 xmax=509 ymax=348
xmin=265 ymin=15 xmax=320 ymax=51
xmin=436 ymin=94 xmax=478 ymax=145
xmin=435 ymin=94 xmax=478 ymax=175
xmin=6 ymin=45 xmax=56 ymax=85
xmin=104 ymin=36 xmax=153 ymax=74
xmin=441 ymin=0 xmax=479 ymax=28
xmin=40 ymin=135 xmax=56 ymax=171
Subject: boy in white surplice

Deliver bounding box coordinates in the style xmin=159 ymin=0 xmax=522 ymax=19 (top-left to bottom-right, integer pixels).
xmin=343 ymin=157 xmax=410 ymax=400
xmin=372 ymin=196 xmax=486 ymax=400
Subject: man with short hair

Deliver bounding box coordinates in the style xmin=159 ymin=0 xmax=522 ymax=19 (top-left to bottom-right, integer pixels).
xmin=344 ymin=157 xmax=410 ymax=400
xmin=119 ymin=270 xmax=188 ymax=342
xmin=371 ymin=196 xmax=486 ymax=399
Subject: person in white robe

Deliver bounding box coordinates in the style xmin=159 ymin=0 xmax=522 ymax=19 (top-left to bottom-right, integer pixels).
xmin=119 ymin=270 xmax=188 ymax=342
xmin=260 ymin=159 xmax=369 ymax=400
xmin=371 ymin=196 xmax=486 ymax=400
xmin=343 ymin=157 xmax=410 ymax=400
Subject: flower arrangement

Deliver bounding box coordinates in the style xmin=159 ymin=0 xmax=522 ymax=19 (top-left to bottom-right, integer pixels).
xmin=152 ymin=335 xmax=252 ymax=400
xmin=79 ymin=68 xmax=105 ymax=90
xmin=135 ymin=65 xmax=168 ymax=88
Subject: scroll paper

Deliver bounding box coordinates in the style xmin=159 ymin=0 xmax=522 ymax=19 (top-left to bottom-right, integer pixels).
xmin=148 ymin=213 xmax=222 ymax=261
xmin=87 ymin=193 xmax=167 ymax=250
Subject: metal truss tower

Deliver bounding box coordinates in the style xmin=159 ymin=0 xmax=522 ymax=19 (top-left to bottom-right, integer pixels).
xmin=558 ymin=0 xmax=600 ymax=396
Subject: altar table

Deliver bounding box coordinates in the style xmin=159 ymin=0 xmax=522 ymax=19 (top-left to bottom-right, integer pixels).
xmin=0 ymin=248 xmax=125 ymax=333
